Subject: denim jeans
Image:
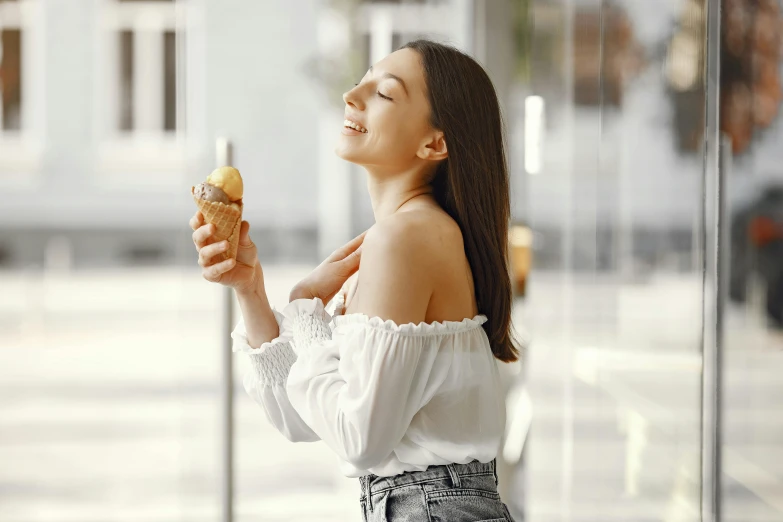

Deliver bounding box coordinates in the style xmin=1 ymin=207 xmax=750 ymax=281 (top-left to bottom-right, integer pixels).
xmin=358 ymin=459 xmax=516 ymax=522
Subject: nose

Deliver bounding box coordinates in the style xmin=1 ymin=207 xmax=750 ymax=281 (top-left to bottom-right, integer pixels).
xmin=343 ymin=85 xmax=365 ymax=111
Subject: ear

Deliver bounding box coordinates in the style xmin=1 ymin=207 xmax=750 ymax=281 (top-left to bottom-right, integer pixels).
xmin=416 ymin=131 xmax=448 ymax=162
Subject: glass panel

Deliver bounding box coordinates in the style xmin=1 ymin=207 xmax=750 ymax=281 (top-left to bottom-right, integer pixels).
xmin=517 ymin=0 xmax=707 ymax=520
xmin=722 ymin=0 xmax=783 ymax=519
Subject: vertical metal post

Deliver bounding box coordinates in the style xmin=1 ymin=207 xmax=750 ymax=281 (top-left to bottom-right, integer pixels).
xmin=560 ymin=1 xmax=575 ymax=520
xmin=701 ymin=0 xmax=723 ymax=520
xmin=216 ymin=137 xmax=234 ymax=522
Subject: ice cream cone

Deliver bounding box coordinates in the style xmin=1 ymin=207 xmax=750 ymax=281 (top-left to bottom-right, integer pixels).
xmin=192 ymin=187 xmax=243 ymax=263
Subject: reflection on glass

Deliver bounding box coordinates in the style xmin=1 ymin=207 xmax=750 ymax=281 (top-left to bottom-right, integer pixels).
xmin=723 ymin=3 xmax=783 ymax=518
xmin=520 ymin=0 xmax=708 ymax=520
xmin=721 ymin=0 xmax=782 ymax=154
xmin=572 ymin=3 xmax=643 ymax=107
xmin=727 ymin=186 xmax=783 ymax=516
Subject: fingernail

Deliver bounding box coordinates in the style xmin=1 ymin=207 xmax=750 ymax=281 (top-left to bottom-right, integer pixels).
xmin=220 ymin=241 xmax=228 ymax=251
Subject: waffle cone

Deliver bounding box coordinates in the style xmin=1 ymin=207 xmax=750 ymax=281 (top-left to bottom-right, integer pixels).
xmin=192 ymin=187 xmax=243 ymax=263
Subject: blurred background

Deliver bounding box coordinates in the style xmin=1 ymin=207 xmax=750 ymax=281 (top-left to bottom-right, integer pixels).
xmin=1 ymin=0 xmax=782 ymax=521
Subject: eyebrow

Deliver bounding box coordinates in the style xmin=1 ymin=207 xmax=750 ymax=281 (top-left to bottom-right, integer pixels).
xmin=368 ymin=66 xmax=408 ymax=96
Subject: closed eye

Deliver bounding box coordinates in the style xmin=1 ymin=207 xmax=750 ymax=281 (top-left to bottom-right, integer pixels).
xmin=354 ymin=80 xmax=393 ymax=101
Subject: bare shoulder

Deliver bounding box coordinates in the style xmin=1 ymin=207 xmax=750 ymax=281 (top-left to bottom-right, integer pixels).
xmin=364 ymin=207 xmax=463 ymax=262
xmin=352 ymin=208 xmax=464 ymax=324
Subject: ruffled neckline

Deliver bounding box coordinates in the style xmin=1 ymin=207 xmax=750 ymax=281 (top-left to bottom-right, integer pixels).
xmin=333 ymin=312 xmax=488 ymax=336
xmin=284 ymin=297 xmax=488 ymax=336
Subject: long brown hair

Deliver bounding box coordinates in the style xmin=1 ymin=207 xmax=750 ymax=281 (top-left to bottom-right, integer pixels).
xmin=402 ymin=40 xmax=520 ymax=363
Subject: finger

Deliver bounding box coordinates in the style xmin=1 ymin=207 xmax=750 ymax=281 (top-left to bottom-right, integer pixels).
xmin=238 ymin=221 xmax=253 ymax=247
xmin=199 ymin=240 xmax=229 ymax=266
xmin=337 ymin=245 xmax=362 ymax=275
xmin=203 ymin=257 xmax=236 ymax=282
xmin=349 ymin=245 xmax=362 ymax=261
xmin=188 ymin=212 xmax=204 ymax=231
xmin=192 ymin=223 xmax=216 ymax=248
xmin=328 ymin=230 xmax=368 ymax=261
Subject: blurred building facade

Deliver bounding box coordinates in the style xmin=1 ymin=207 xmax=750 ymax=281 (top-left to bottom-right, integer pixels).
xmin=1 ymin=0 xmax=324 ymax=268
xmin=1 ymin=0 xmax=782 ymax=274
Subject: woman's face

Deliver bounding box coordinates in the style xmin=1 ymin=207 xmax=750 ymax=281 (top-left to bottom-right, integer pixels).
xmin=336 ymin=48 xmax=441 ymax=171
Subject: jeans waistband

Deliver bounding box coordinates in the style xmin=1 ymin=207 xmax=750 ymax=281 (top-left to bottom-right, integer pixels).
xmin=359 ymin=459 xmax=497 ymax=499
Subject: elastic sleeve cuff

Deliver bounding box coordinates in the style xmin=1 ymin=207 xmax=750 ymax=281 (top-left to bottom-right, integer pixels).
xmin=282 ymin=298 xmax=333 ymax=350
xmin=246 ymin=342 xmax=298 ymax=386
xmin=281 ymin=297 xmax=331 ymax=323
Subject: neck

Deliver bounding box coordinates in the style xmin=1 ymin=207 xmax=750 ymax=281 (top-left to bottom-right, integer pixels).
xmin=364 ymin=164 xmax=436 ymax=221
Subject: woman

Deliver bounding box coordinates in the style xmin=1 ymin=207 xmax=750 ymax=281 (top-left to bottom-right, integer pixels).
xmin=190 ymin=40 xmax=520 ymax=522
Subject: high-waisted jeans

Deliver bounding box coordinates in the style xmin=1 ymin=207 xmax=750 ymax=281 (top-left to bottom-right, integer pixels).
xmin=358 ymin=459 xmax=516 ymax=522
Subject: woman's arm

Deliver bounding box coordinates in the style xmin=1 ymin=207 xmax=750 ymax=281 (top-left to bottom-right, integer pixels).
xmin=232 ymin=268 xmax=321 ymax=443
xmin=235 ymin=266 xmax=279 ymax=348
xmin=189 ymin=211 xmax=319 ymax=442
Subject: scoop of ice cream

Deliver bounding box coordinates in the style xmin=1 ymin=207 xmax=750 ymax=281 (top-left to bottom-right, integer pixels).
xmin=193 ymin=182 xmax=230 ymax=205
xmin=206 ymin=166 xmax=243 ymax=201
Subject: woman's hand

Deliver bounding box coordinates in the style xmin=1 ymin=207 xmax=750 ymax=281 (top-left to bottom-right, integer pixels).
xmin=290 ymin=231 xmax=367 ymax=304
xmin=190 ymin=211 xmax=262 ymax=295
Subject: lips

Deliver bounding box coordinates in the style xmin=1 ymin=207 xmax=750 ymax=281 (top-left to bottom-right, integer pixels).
xmin=343 ymin=118 xmax=368 ymax=133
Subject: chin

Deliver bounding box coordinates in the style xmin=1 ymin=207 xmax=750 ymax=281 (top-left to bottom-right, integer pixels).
xmin=334 ymin=142 xmax=366 ymax=165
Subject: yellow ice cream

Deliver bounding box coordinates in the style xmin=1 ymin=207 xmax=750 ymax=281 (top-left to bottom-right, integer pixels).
xmin=206 ymin=166 xmax=243 ymax=201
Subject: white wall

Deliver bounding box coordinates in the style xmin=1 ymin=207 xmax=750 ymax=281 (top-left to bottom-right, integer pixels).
xmin=200 ymin=0 xmax=321 ymax=229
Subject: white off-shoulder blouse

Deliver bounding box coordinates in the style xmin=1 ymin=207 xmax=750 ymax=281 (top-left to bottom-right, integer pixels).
xmin=231 ymin=293 xmax=506 ymax=478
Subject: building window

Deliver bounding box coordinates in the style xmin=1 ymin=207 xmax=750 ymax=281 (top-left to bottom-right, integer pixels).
xmin=163 ymin=30 xmax=176 ymax=131
xmin=118 ymin=30 xmax=133 ymax=131
xmin=0 ymin=0 xmax=22 ymax=132
xmin=105 ymin=0 xmax=178 ymax=134
xmin=93 ymin=0 xmax=186 ymax=182
xmin=0 ymin=0 xmax=45 ymax=179
xmin=0 ymin=28 xmax=21 ymax=131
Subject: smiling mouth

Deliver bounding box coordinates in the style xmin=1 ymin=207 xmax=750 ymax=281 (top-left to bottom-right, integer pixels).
xmin=344 ymin=119 xmax=368 ymax=133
